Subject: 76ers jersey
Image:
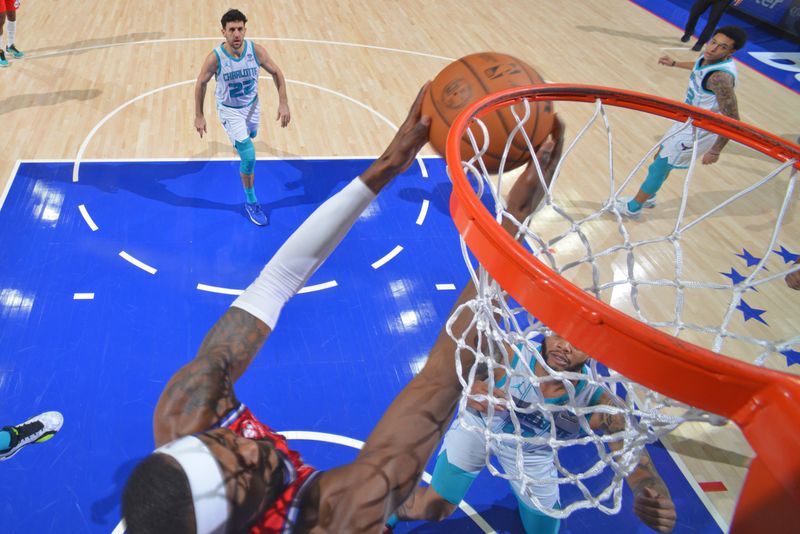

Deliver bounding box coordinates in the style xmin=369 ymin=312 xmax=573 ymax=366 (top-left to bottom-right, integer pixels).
xmin=216 ymin=404 xmax=318 ymax=533
xmin=214 ymin=40 xmax=261 ymax=109
xmin=684 ymin=56 xmax=738 ymax=113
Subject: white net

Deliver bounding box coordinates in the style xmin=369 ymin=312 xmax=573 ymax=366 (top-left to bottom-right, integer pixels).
xmin=446 ymin=91 xmax=799 ymax=517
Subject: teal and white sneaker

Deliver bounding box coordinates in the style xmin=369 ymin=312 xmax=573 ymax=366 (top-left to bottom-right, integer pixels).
xmin=0 ymin=50 xmax=8 ymax=67
xmin=6 ymin=45 xmax=24 ymax=59
xmin=245 ymin=202 xmax=269 ymax=226
xmin=0 ymin=411 xmax=64 ymax=461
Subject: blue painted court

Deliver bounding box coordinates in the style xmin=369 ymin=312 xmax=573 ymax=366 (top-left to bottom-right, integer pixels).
xmin=0 ymin=158 xmax=722 ymax=533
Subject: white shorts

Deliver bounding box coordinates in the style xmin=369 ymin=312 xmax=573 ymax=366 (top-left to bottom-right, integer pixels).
xmin=440 ymin=410 xmax=560 ymax=510
xmin=216 ymin=98 xmax=261 ymax=145
xmin=659 ymin=120 xmax=718 ymax=168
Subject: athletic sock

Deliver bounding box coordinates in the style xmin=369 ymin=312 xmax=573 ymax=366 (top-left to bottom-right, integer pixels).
xmin=244 ymin=186 xmax=258 ymax=204
xmin=7 ymin=21 xmax=15 ymax=47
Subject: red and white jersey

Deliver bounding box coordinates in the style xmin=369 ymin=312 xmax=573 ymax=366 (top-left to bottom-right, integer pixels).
xmin=216 ymin=404 xmax=319 ymax=533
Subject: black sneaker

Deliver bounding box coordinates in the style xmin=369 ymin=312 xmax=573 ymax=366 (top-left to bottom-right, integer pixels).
xmin=692 ymin=42 xmax=704 ymax=52
xmin=0 ymin=49 xmax=8 ymax=67
xmin=0 ymin=411 xmax=64 ymax=461
xmin=680 ymin=33 xmax=691 ymax=43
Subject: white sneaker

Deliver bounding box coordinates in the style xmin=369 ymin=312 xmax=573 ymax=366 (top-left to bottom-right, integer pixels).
xmin=0 ymin=411 xmax=64 ymax=461
xmin=614 ymin=197 xmax=642 ymax=219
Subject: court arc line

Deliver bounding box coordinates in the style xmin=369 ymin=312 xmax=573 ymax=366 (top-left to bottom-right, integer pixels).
xmin=78 ymin=204 xmax=99 ymax=231
xmin=119 ymin=251 xmax=157 ymax=275
xmin=112 ymin=431 xmax=494 ymax=534
xmin=196 ymin=280 xmax=338 ymax=296
xmin=416 ymin=198 xmax=430 ymax=225
xmin=196 ymin=283 xmax=243 ymax=296
xmin=371 ymin=245 xmax=404 ymax=269
xmin=29 ymin=36 xmax=455 ymax=63
xmin=279 ymin=430 xmax=495 ymax=533
xmin=73 ymin=77 xmax=431 ymax=287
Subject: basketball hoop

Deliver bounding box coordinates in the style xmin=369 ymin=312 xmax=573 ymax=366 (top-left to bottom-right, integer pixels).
xmin=445 ymin=84 xmax=800 ymax=531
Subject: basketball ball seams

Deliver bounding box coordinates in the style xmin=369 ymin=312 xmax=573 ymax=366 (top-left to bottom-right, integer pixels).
xmin=459 ymin=57 xmax=520 ymax=154
xmin=425 ymin=52 xmax=554 ymax=174
xmin=426 ymin=84 xmax=454 ymax=130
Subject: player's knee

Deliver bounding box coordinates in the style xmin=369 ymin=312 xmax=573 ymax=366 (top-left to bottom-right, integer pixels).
xmin=235 ymin=138 xmax=256 ymax=175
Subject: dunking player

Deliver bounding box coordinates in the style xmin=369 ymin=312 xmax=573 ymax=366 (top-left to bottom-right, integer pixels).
xmin=121 ymin=84 xmax=565 ymax=532
xmin=617 ymin=26 xmax=747 ymax=219
xmin=194 ymin=9 xmax=290 ymax=226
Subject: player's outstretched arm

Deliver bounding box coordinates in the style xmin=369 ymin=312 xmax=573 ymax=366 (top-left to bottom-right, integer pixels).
xmin=590 ymin=393 xmax=676 ymax=532
xmin=703 ymin=70 xmax=739 ymax=165
xmin=194 ymin=52 xmax=217 ymax=138
xmin=153 ymin=84 xmax=431 ymax=447
xmin=311 ymin=118 xmax=565 ymax=532
xmin=255 ymin=44 xmax=291 ymax=128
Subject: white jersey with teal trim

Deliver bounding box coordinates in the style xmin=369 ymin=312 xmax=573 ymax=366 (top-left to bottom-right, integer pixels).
xmin=684 ymin=56 xmax=738 ymax=113
xmin=214 ymin=40 xmax=260 ymax=109
xmin=467 ymin=343 xmax=604 ymax=455
xmin=660 ymin=56 xmax=738 ymax=167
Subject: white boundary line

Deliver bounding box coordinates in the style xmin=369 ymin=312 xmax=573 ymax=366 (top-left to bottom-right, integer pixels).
xmin=662 ymin=442 xmax=729 ymax=532
xmin=436 ymin=283 xmax=457 ymax=291
xmin=371 ymin=245 xmax=403 ymax=269
xmin=0 ymin=160 xmax=20 ymax=211
xmin=298 ymin=280 xmax=338 ymax=294
xmin=118 ymin=251 xmax=157 ymax=275
xmin=196 ymin=283 xmax=243 ymax=296
xmin=73 ymin=293 xmax=95 ymax=300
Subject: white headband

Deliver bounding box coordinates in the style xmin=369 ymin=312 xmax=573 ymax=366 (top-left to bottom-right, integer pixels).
xmin=157 ymin=435 xmax=230 ymax=534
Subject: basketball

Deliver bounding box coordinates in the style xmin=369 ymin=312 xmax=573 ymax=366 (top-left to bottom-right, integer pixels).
xmin=422 ymin=52 xmax=554 ymax=173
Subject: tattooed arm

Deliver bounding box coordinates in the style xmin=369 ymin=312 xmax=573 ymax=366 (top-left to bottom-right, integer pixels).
xmin=703 ymin=70 xmax=739 ymax=165
xmin=590 ymin=392 xmax=676 ymax=532
xmin=153 ymin=307 xmax=270 ymax=446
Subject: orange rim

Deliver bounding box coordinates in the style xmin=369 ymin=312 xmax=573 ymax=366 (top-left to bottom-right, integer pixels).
xmin=445 ymin=83 xmax=800 ymax=529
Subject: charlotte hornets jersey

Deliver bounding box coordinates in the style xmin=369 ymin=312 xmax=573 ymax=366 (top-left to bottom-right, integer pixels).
xmin=478 ymin=343 xmax=604 ymax=450
xmin=214 ymin=40 xmax=260 ymax=109
xmin=684 ymin=56 xmax=738 ymax=113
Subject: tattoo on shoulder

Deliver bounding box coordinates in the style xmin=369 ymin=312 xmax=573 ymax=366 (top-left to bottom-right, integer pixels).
xmin=707 ymin=72 xmax=739 ymax=119
xmin=160 ymin=308 xmax=268 ymax=421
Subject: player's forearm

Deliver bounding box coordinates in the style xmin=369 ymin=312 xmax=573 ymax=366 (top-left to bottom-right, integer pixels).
xmin=195 ymin=80 xmax=208 ymax=118
xmin=675 ymin=61 xmax=694 ymax=70
xmin=708 ymin=85 xmax=739 ymax=154
xmin=272 ymin=69 xmax=288 ymax=105
xmin=623 ymin=446 xmax=671 ymax=497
